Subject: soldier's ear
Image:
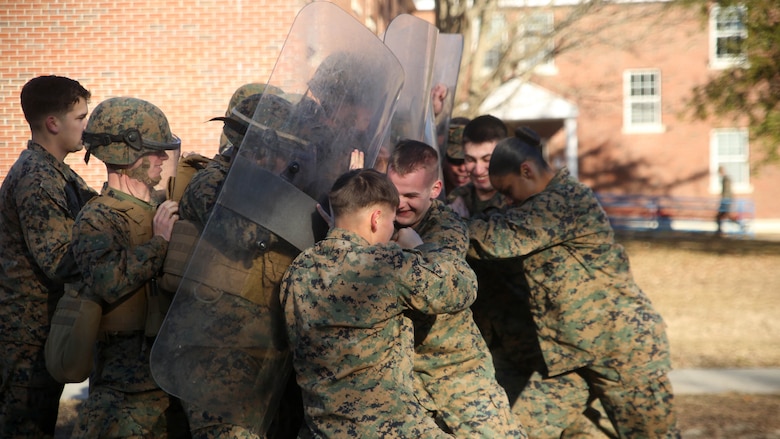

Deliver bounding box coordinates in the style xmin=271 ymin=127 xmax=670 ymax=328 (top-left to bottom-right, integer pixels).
xmin=430 ymin=179 xmax=443 ymax=200
xmin=45 ymin=115 xmax=60 ymax=134
xmin=369 ymin=208 xmax=382 ymax=233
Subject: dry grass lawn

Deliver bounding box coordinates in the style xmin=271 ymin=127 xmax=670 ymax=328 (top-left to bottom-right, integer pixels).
xmin=55 ymin=231 xmax=780 ymax=438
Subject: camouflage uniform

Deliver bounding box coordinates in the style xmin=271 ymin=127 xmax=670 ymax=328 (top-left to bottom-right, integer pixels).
xmin=70 ymin=186 xmax=189 ymax=438
xmin=0 ymin=141 xmax=97 ymax=437
xmin=176 ymin=151 xmax=303 ymax=439
xmin=467 ymin=167 xmax=679 ymax=439
xmin=280 ymin=228 xmax=478 ymax=438
xmin=446 ymin=182 xmax=511 ymax=217
xmin=410 ymin=199 xmax=525 ymax=437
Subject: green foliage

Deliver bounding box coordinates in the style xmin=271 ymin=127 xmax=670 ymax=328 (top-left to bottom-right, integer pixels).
xmin=680 ymin=0 xmax=780 ymax=166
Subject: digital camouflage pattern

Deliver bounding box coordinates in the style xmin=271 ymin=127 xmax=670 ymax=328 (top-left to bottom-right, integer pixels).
xmin=73 ymin=386 xmax=189 ymax=438
xmin=84 ymin=97 xmax=180 ymax=166
xmin=176 ymin=148 xmax=302 ymax=438
xmin=445 ymin=124 xmax=465 ymax=161
xmin=410 ymin=199 xmax=526 ymax=438
xmin=467 ymin=167 xmax=679 ymax=438
xmin=280 ymin=228 xmax=478 ymax=438
xmin=178 ymin=153 xmax=231 ymax=228
xmin=70 ymin=187 xmax=189 ymax=437
xmin=0 ymin=141 xmax=97 ymax=437
xmin=446 ymin=182 xmax=512 ymax=217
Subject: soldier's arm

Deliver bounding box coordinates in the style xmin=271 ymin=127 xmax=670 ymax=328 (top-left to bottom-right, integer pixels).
xmin=72 ymin=206 xmax=168 ymax=305
xmin=466 ymin=191 xmax=574 ymax=260
xmin=17 ymin=174 xmax=80 ymax=281
xmin=393 ymin=246 xmax=477 ymax=315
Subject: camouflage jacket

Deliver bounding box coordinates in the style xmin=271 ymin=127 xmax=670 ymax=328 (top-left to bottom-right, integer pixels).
xmin=72 ymin=185 xmax=168 ymax=392
xmin=178 ymin=153 xmax=229 ymax=228
xmin=446 ymin=182 xmax=511 ymax=217
xmin=411 ymin=200 xmax=523 ymax=436
xmin=280 ymin=228 xmax=476 ymax=438
xmin=411 ymin=200 xmax=492 ymax=380
xmin=467 ymin=167 xmax=671 ymax=376
xmin=0 ymin=141 xmax=96 ymax=346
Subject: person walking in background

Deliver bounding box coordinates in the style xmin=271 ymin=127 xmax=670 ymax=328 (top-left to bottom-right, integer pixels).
xmin=466 ymin=130 xmax=680 ymax=438
xmin=0 ymin=75 xmax=97 ymax=438
xmin=716 ymin=165 xmax=742 ymax=236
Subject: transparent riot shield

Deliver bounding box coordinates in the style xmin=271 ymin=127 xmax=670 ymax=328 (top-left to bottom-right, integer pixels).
xmin=150 ymin=2 xmax=404 ymax=435
xmin=428 ymin=33 xmax=464 ymax=155
xmin=379 ymin=14 xmax=438 ymax=169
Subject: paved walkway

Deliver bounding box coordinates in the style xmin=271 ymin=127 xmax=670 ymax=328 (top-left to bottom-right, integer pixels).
xmin=668 ymin=368 xmax=780 ymax=394
xmin=60 ymin=368 xmax=780 ymax=401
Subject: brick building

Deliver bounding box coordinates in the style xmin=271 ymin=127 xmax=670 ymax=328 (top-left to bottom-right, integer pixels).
xmin=417 ymin=0 xmax=780 ymax=232
xmin=0 ymin=0 xmax=414 ymax=188
xmin=2 ymin=0 xmax=778 ymax=231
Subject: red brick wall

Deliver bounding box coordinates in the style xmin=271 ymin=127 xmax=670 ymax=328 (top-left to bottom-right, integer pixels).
xmin=529 ymin=2 xmax=780 ymax=220
xmin=0 ymin=0 xmax=308 ymax=189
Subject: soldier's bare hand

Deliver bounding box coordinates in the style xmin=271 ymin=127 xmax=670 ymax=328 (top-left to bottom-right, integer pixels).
xmin=153 ymin=200 xmax=179 ymax=241
xmin=349 ymin=149 xmax=364 ymax=170
xmin=394 ymin=227 xmax=423 ymax=249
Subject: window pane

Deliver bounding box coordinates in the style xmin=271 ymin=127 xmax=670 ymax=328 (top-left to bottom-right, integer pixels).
xmin=716 ymin=36 xmax=744 ymax=56
xmin=631 ymin=103 xmax=657 ymax=124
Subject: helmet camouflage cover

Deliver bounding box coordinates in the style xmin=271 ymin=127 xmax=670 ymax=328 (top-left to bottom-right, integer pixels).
xmin=212 ymin=93 xmax=297 ymax=151
xmin=83 ymin=97 xmax=180 ymax=166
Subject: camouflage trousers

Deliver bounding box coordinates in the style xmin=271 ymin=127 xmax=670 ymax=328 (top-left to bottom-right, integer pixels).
xmin=416 ymin=367 xmax=527 ymax=438
xmin=0 ymin=341 xmax=63 ymax=438
xmin=504 ymin=365 xmax=680 ymax=439
xmin=183 ymin=372 xmax=303 ymax=439
xmin=71 ymin=386 xmax=190 ymax=438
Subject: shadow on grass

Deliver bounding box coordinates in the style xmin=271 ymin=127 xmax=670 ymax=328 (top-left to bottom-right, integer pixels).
xmin=615 ymin=230 xmax=780 ymax=257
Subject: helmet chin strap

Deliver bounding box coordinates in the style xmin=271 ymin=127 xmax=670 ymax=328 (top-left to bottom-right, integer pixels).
xmin=113 ymin=157 xmax=162 ymax=202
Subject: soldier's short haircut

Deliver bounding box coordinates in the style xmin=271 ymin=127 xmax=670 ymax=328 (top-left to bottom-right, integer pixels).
xmin=490 ymin=129 xmax=550 ymax=177
xmin=329 ymin=169 xmax=399 ymax=218
xmin=462 ymin=114 xmax=507 ymax=145
xmin=387 ymin=139 xmax=439 ymax=184
xmin=21 ymin=75 xmax=91 ymax=130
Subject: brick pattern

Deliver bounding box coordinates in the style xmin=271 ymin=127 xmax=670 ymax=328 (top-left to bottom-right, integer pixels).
xmin=1 ymin=0 xmax=309 ymax=188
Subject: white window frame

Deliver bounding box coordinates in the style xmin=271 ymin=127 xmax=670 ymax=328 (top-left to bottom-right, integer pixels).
xmin=623 ymin=69 xmax=664 ymax=134
xmin=479 ymin=10 xmax=557 ymax=76
xmin=710 ymin=128 xmax=751 ymax=193
xmin=517 ymin=11 xmax=557 ymax=75
xmin=709 ymin=5 xmax=747 ymax=70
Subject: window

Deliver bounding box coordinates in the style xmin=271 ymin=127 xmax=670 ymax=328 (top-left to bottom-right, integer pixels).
xmin=481 ymin=15 xmax=507 ymax=73
xmin=711 ymin=128 xmax=750 ymax=193
xmin=710 ymin=5 xmax=747 ymax=69
xmin=517 ymin=12 xmax=556 ymax=74
xmin=480 ymin=11 xmax=556 ymax=75
xmin=623 ymin=69 xmax=663 ymax=133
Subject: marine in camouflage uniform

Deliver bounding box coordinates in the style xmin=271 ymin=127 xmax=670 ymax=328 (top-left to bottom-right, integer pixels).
xmin=70 ymin=97 xmax=189 ymax=438
xmin=281 ymin=169 xmax=477 ymax=438
xmin=466 ymin=134 xmax=679 ymax=439
xmin=175 ymin=92 xmax=303 ymax=439
xmin=0 ymin=75 xmax=96 ymax=438
xmin=446 ymin=182 xmax=511 ymax=217
xmin=386 ymin=140 xmax=525 ymax=437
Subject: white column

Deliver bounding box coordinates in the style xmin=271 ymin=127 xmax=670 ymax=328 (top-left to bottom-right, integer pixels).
xmin=565 ymin=117 xmax=578 ymax=179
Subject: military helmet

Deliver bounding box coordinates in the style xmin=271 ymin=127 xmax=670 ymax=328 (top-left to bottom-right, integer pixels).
xmin=225 ymin=83 xmax=283 ymax=117
xmin=218 ymin=83 xmax=285 ymax=154
xmin=211 ymin=93 xmax=298 ymax=153
xmin=83 ymin=97 xmax=180 ymax=166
